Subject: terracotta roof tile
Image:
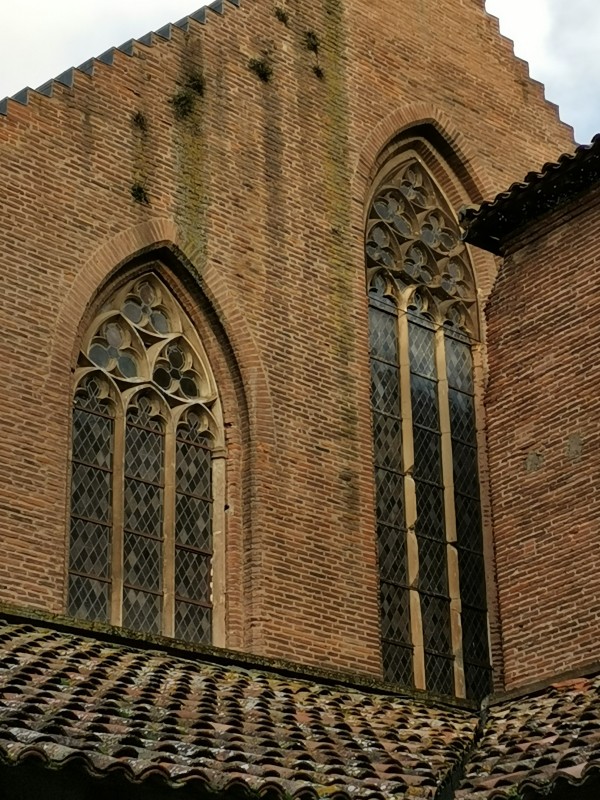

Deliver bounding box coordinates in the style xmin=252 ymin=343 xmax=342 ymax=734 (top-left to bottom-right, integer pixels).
xmin=457 ymin=675 xmax=600 ymax=799
xmin=460 ymin=134 xmax=600 ymax=255
xmin=0 ymin=617 xmax=478 ymax=798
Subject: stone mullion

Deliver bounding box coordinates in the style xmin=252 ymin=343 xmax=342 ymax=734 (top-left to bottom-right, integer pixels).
xmin=211 ymin=447 xmax=227 ymax=648
xmin=435 ymin=327 xmax=466 ymax=699
xmin=162 ymin=418 xmax=177 ymax=638
xmin=398 ymin=310 xmax=425 ymax=690
xmin=110 ymin=403 xmax=125 ymax=627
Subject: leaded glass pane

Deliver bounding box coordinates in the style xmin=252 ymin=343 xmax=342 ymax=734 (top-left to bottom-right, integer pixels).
xmin=68 ymin=574 xmax=109 ymax=622
xmin=458 ymin=549 xmax=487 ymax=608
xmin=411 ymin=375 xmax=438 ymax=430
xmin=72 ymin=409 xmax=113 ymax=468
xmin=375 ymin=468 xmax=404 ymax=528
xmin=455 ymin=494 xmax=483 ymax=551
xmin=448 ymin=388 xmax=476 ymax=445
xmin=465 ymin=663 xmax=492 ymax=703
xmin=452 ymin=441 xmax=479 ymax=498
xmin=71 ymin=463 xmax=112 ymax=523
xmin=124 ymin=532 xmax=162 ymax=591
xmin=125 ymin=424 xmax=163 ymax=484
xmin=122 ymin=587 xmax=161 ymax=634
xmin=175 ymin=602 xmax=212 ymax=644
xmin=418 ymin=538 xmax=448 ymax=596
xmin=176 ymin=440 xmax=211 ymax=498
xmin=371 ymin=359 xmax=400 ymax=415
xmin=413 ymin=428 xmax=442 ymax=484
xmin=369 ymin=306 xmax=398 ymax=363
xmin=382 ymin=642 xmax=413 ymax=686
xmin=445 ymin=335 xmax=473 ymax=393
xmin=372 ymin=412 xmax=402 ymax=471
xmin=124 ymin=479 xmax=163 ymax=537
xmin=378 ymin=524 xmax=407 ymax=586
xmin=409 ymin=321 xmax=436 ymax=378
xmin=176 ymin=494 xmax=212 ymax=550
xmin=462 ymin=607 xmax=490 ymax=665
xmin=175 ymin=549 xmax=211 ymax=601
xmin=415 ymin=483 xmax=445 ymax=540
xmin=69 ymin=519 xmax=110 ymax=578
xmin=421 ymin=594 xmax=452 ymax=655
xmin=425 ymin=651 xmax=454 ymax=697
xmin=380 ymin=582 xmax=411 ymax=644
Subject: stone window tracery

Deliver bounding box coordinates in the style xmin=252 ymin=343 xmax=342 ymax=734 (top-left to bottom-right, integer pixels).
xmin=367 ymin=158 xmax=491 ymax=700
xmin=68 ymin=274 xmax=224 ymax=645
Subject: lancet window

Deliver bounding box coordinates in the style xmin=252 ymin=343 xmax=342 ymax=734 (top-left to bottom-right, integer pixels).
xmin=68 ymin=274 xmax=224 ymax=645
xmin=366 ymin=159 xmax=491 ymax=700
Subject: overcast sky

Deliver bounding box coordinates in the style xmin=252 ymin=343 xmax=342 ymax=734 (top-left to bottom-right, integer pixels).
xmin=0 ymin=1 xmax=598 ymax=143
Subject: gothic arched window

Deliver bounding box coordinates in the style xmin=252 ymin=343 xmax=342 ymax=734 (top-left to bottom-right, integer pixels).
xmin=366 ymin=159 xmax=491 ymax=700
xmin=68 ymin=274 xmax=224 ymax=645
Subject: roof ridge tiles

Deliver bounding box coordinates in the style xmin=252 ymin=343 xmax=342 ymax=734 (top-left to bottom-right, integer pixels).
xmin=0 ymin=0 xmax=241 ymax=120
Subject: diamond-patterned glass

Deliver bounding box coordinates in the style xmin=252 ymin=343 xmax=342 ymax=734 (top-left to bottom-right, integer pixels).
xmin=176 ymin=440 xmax=211 ymax=498
xmin=425 ymin=651 xmax=454 ymax=696
xmin=415 ymin=482 xmax=445 ymax=540
xmin=378 ymin=524 xmax=407 ymax=585
xmin=452 ymin=441 xmax=479 ymax=498
xmin=455 ymin=494 xmax=483 ymax=551
xmin=418 ymin=537 xmax=448 ymax=596
xmin=71 ymin=463 xmax=112 ymax=523
xmin=125 ymin=422 xmax=164 ymax=484
xmin=369 ymin=306 xmax=398 ymax=363
xmin=382 ymin=641 xmax=413 ymax=686
xmin=449 ymin=388 xmax=476 ymax=445
xmin=124 ymin=478 xmax=163 ymax=537
xmin=465 ymin=662 xmax=492 ymax=702
xmin=371 ymin=359 xmax=400 ymax=415
xmin=462 ymin=606 xmax=490 ymax=665
xmin=445 ymin=335 xmax=473 ymax=393
xmin=421 ymin=594 xmax=452 ymax=654
xmin=413 ymin=427 xmax=442 ymax=484
xmin=72 ymin=409 xmax=113 ymax=468
xmin=411 ymin=374 xmax=439 ymax=430
xmin=124 ymin=532 xmax=162 ymax=590
xmin=175 ymin=548 xmax=211 ymax=602
xmin=380 ymin=582 xmax=411 ymax=643
xmin=375 ymin=468 xmax=404 ymax=528
xmin=408 ymin=321 xmax=436 ymax=378
xmin=458 ymin=549 xmax=487 ymax=608
xmin=175 ymin=494 xmax=212 ymax=550
xmin=175 ymin=602 xmax=212 ymax=644
xmin=68 ymin=574 xmax=109 ymax=622
xmin=122 ymin=587 xmax=161 ymax=634
xmin=69 ymin=518 xmax=110 ymax=578
xmin=372 ymin=412 xmax=402 ymax=471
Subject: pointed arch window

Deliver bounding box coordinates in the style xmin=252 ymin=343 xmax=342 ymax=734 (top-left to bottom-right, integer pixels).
xmin=366 ymin=159 xmax=491 ymax=700
xmin=68 ymin=274 xmax=224 ymax=644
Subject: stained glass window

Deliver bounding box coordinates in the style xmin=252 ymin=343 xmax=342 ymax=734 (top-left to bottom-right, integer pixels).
xmin=366 ymin=159 xmax=491 ymax=700
xmin=68 ymin=274 xmax=223 ymax=645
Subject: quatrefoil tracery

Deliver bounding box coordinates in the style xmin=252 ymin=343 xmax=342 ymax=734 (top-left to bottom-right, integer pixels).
xmin=81 ymin=276 xmax=216 ymax=406
xmin=366 ymin=161 xmax=478 ymax=335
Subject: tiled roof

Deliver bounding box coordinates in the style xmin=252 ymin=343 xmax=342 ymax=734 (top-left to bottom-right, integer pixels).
xmin=460 ymin=134 xmax=600 ymax=255
xmin=457 ymin=676 xmax=600 ymax=799
xmin=0 ymin=0 xmax=239 ymax=118
xmin=0 ymin=615 xmax=478 ymax=799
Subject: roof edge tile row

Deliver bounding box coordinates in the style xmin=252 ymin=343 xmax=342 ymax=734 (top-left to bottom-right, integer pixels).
xmin=0 ymin=0 xmax=240 ymax=119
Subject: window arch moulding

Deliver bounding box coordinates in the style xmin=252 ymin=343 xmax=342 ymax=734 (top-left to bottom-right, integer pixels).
xmin=67 ymin=272 xmax=226 ymax=647
xmin=366 ymin=154 xmax=492 ymax=701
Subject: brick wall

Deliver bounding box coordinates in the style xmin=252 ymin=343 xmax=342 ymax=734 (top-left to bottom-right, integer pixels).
xmin=485 ymin=185 xmax=600 ymax=690
xmin=0 ymin=0 xmax=574 ymax=680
